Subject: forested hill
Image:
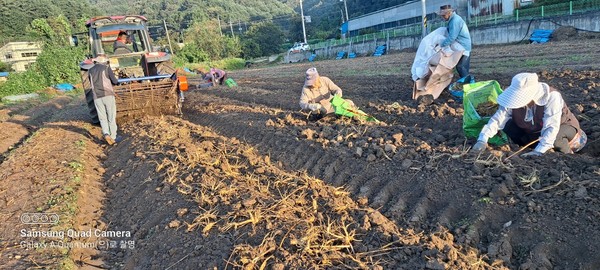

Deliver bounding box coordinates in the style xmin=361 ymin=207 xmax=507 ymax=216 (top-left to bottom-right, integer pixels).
xmin=89 ymin=0 xmax=295 ymax=29
xmin=0 ymin=0 xmax=411 ymax=42
xmin=0 ymin=0 xmax=295 ymax=41
xmin=0 ymin=0 xmax=99 ymax=40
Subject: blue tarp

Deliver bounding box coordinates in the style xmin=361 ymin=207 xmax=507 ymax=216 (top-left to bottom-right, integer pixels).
xmin=0 ymin=72 xmax=9 ymax=77
xmin=373 ymin=45 xmax=386 ymax=56
xmin=530 ymin=29 xmax=553 ymax=43
xmin=340 ymin=22 xmax=348 ymax=34
xmin=54 ymin=83 xmax=75 ymax=92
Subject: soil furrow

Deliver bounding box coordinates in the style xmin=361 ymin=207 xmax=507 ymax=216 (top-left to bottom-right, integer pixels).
xmin=0 ymin=96 xmax=78 ymax=163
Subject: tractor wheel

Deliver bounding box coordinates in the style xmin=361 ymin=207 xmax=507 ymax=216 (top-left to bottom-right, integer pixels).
xmin=80 ymin=70 xmax=100 ymax=125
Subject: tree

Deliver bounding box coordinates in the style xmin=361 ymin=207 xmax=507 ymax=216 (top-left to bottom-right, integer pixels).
xmin=0 ymin=0 xmax=98 ymax=41
xmin=26 ymin=15 xmax=73 ymax=47
xmin=35 ymin=45 xmax=85 ymax=85
xmin=288 ymin=16 xmax=303 ymax=43
xmin=241 ymin=40 xmax=261 ymax=59
xmin=243 ymin=22 xmax=284 ymax=58
xmin=179 ymin=19 xmax=241 ymax=62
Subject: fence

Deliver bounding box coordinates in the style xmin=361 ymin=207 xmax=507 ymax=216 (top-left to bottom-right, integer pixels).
xmin=310 ymin=0 xmax=600 ymax=50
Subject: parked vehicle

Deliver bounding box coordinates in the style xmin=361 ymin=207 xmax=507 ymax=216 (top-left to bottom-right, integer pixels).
xmin=288 ymin=42 xmax=310 ymax=53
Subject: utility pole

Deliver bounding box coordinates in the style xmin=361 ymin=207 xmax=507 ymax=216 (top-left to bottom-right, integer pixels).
xmin=163 ymin=20 xmax=174 ymax=54
xmin=421 ymin=0 xmax=428 ymax=37
xmin=342 ymin=0 xmax=349 ymax=22
xmin=217 ymin=15 xmax=223 ymax=36
xmin=300 ymin=0 xmax=307 ymax=44
xmin=229 ymin=20 xmax=234 ymax=37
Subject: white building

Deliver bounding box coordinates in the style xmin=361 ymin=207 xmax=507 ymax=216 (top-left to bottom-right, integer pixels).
xmin=347 ymin=0 xmax=525 ymax=37
xmin=0 ymin=42 xmax=43 ymax=72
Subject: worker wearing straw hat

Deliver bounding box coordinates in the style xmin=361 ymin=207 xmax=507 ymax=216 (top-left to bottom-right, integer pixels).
xmin=472 ymin=73 xmax=587 ymax=156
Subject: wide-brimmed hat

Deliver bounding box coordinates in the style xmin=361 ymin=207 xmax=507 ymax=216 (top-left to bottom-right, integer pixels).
xmin=94 ymin=55 xmax=109 ymax=64
xmin=438 ymin=5 xmax=454 ymax=15
xmin=305 ymin=67 xmax=319 ymax=87
xmin=497 ymin=73 xmax=543 ymax=109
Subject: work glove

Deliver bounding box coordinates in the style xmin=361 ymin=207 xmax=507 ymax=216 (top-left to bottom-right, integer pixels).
xmin=471 ymin=140 xmax=487 ymax=152
xmin=521 ymin=151 xmax=543 ymax=158
xmin=307 ymin=103 xmax=323 ymax=112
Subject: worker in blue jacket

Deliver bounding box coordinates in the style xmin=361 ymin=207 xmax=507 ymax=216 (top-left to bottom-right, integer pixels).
xmin=438 ymin=4 xmax=472 ymax=79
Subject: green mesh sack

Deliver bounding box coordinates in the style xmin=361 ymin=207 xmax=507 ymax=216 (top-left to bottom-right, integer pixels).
xmin=330 ymin=95 xmax=379 ymax=122
xmin=463 ymin=80 xmax=508 ymax=146
xmin=225 ymin=78 xmax=238 ymax=87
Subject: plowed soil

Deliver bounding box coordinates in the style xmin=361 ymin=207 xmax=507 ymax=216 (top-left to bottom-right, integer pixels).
xmin=1 ymin=39 xmax=599 ymax=269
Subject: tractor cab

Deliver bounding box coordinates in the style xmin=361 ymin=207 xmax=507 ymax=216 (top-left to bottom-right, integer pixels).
xmin=80 ymin=16 xmax=172 ymax=79
xmin=91 ymin=23 xmax=151 ymax=56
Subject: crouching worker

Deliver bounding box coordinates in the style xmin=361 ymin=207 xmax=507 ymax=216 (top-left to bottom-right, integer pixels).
xmin=472 ymin=73 xmax=587 ymax=157
xmin=204 ymin=67 xmax=227 ymax=86
xmin=299 ymin=67 xmax=354 ymax=115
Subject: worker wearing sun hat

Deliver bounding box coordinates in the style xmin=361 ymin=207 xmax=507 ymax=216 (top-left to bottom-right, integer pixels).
xmin=472 ymin=73 xmax=587 ymax=156
xmin=299 ymin=67 xmax=344 ymax=114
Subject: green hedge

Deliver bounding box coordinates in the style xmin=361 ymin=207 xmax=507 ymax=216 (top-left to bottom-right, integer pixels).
xmin=0 ymin=64 xmax=46 ymax=98
xmin=186 ymin=57 xmax=247 ymax=72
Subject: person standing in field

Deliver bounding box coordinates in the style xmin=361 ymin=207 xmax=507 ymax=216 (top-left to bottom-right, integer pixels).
xmin=89 ymin=55 xmax=121 ymax=145
xmin=438 ymin=4 xmax=472 ymax=80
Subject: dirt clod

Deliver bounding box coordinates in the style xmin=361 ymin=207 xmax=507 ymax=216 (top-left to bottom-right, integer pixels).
xmin=384 ymin=143 xmax=397 ymax=152
xmin=300 ymin=128 xmax=315 ymax=139
xmin=177 ymin=208 xmax=189 ymax=217
xmin=168 ymin=220 xmax=181 ymax=228
xmin=355 ymin=147 xmax=363 ymax=157
xmin=401 ymin=159 xmax=413 ymax=169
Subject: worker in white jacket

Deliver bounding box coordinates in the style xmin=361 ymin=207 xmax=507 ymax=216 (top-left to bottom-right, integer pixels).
xmin=472 ymin=73 xmax=587 ymax=156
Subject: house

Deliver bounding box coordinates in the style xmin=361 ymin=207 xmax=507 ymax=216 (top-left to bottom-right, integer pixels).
xmin=0 ymin=42 xmax=43 ymax=72
xmin=346 ymin=0 xmax=530 ymax=37
xmin=347 ymin=0 xmax=470 ymax=37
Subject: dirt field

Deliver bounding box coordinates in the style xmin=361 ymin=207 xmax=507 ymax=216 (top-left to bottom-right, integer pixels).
xmin=1 ymin=39 xmax=599 ymax=269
